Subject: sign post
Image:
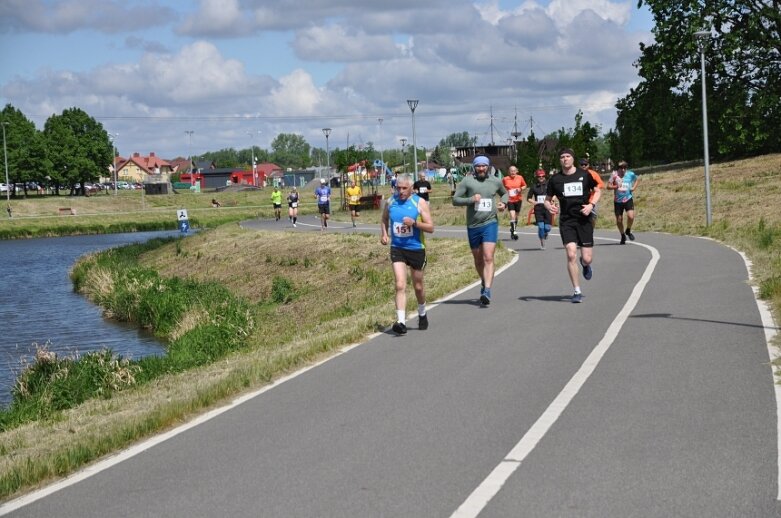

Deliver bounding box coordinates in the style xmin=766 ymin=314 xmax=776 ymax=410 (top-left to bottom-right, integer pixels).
xmin=177 ymin=209 xmax=189 ymax=233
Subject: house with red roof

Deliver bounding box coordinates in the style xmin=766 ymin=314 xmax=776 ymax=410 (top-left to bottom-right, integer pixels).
xmin=115 ymin=152 xmax=173 ymax=183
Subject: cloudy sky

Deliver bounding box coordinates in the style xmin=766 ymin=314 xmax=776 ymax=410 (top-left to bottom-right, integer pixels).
xmin=0 ymin=0 xmax=653 ymax=160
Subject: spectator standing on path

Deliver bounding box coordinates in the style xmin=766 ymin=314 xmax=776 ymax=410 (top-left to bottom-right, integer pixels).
xmin=380 ymin=173 xmax=435 ymax=335
xmin=452 ymin=155 xmax=508 ymax=306
xmin=271 ymin=186 xmax=283 ymax=221
xmin=502 ymin=165 xmax=527 ymax=241
xmin=608 ymin=160 xmax=639 ymax=244
xmin=579 ymin=157 xmax=605 ymax=224
xmin=314 ymin=178 xmax=331 ymax=231
xmin=544 ymin=148 xmax=601 ymax=303
xmin=287 ymin=187 xmax=299 ymax=227
xmin=527 ymin=168 xmax=552 ymax=249
xmin=413 ymin=171 xmax=432 ymax=201
xmin=346 ymin=179 xmax=362 ymax=227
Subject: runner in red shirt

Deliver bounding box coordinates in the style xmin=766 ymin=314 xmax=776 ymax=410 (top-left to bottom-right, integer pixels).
xmin=501 ymin=166 xmax=527 ymax=240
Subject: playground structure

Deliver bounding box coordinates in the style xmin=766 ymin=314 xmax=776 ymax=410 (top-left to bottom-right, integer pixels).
xmin=339 ymin=159 xmax=389 ymax=210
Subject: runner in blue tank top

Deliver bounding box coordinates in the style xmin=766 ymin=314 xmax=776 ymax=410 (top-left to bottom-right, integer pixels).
xmin=380 ymin=173 xmax=434 ymax=335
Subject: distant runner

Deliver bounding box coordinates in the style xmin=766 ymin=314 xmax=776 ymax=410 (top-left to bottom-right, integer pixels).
xmin=527 ymin=167 xmax=552 ymax=249
xmin=271 ymin=186 xmax=283 ymax=221
xmin=287 ymin=187 xmax=299 ymax=227
xmin=346 ymin=179 xmax=362 ymax=227
xmin=502 ymin=165 xmax=527 ymax=240
xmin=608 ymin=160 xmax=639 ymax=244
xmin=314 ymin=178 xmax=331 ymax=232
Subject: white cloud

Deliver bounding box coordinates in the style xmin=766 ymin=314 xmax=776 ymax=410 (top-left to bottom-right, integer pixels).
xmin=268 ymin=69 xmax=322 ymax=115
xmin=178 ymin=0 xmax=251 ymax=36
xmin=0 ymin=0 xmax=175 ymax=33
xmin=293 ymin=26 xmax=402 ymax=62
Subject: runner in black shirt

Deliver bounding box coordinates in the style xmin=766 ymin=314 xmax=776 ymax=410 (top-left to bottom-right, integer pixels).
xmin=544 ymin=149 xmax=601 ymax=303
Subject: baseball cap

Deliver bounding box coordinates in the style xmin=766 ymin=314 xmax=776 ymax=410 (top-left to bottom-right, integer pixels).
xmin=535 ymin=169 xmax=546 ymax=177
xmin=320 ymin=178 xmax=327 ymax=184
xmin=579 ymin=158 xmax=589 ymax=165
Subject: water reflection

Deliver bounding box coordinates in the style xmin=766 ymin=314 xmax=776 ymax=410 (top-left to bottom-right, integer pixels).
xmin=0 ymin=231 xmax=179 ymax=407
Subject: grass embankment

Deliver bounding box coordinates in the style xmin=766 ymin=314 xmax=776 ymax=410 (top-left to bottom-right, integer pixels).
xmin=0 ymin=188 xmax=315 ymax=238
xmin=0 ymin=222 xmax=511 ymax=500
xmin=1 ymin=154 xmax=780 ymax=502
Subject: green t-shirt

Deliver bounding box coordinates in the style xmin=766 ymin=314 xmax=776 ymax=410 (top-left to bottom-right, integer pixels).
xmin=452 ymin=174 xmax=508 ymax=228
xmin=271 ymin=190 xmax=283 ymax=204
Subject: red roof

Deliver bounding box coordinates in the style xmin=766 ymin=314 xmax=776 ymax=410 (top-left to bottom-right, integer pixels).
xmin=117 ymin=152 xmax=172 ymax=174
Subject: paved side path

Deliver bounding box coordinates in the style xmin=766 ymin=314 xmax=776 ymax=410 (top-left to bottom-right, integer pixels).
xmin=3 ymin=223 xmax=779 ymax=517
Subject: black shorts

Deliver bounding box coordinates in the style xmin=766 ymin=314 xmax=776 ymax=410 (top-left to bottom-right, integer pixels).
xmin=534 ymin=208 xmax=551 ymax=225
xmin=318 ymin=203 xmax=330 ymax=215
xmin=507 ymin=201 xmax=522 ymax=213
xmin=349 ymin=204 xmax=360 ymax=214
xmin=390 ymin=247 xmax=427 ymax=271
xmin=559 ymin=217 xmax=594 ymax=247
xmin=273 ymin=203 xmax=282 ymax=209
xmin=614 ymin=199 xmax=635 ymax=215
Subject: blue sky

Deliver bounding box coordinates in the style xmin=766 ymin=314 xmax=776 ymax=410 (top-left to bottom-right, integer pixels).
xmin=0 ymin=0 xmax=654 ymax=160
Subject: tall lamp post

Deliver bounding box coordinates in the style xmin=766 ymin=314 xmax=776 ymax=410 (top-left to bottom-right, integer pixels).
xmin=378 ymin=118 xmax=384 ymax=186
xmin=2 ymin=121 xmax=9 ymax=205
xmin=407 ymin=100 xmax=419 ymax=175
xmin=108 ymin=133 xmax=118 ymax=195
xmin=185 ymin=130 xmax=194 ymax=185
xmin=322 ymin=128 xmax=331 ymax=180
xmin=248 ymin=130 xmax=260 ymax=187
xmin=694 ymin=29 xmax=713 ymax=226
xmin=400 ymin=137 xmax=407 ymax=173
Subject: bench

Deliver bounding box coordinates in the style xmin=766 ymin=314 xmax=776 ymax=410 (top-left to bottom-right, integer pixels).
xmin=58 ymin=207 xmax=76 ymax=216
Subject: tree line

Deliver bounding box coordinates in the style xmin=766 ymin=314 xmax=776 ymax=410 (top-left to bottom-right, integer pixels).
xmin=612 ymin=0 xmax=781 ymax=165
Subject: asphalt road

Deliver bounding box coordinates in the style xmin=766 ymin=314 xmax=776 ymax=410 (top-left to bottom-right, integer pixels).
xmin=3 ymin=217 xmax=779 ymax=517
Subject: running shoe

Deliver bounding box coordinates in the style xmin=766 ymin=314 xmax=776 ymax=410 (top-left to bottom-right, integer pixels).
xmin=392 ymin=322 xmax=407 ymax=335
xmin=293 ymin=223 xmax=296 ymax=228
xmin=580 ymin=258 xmax=593 ymax=280
xmin=571 ymin=292 xmax=583 ymax=303
xmin=626 ymin=230 xmax=635 ymax=241
xmin=620 ymin=233 xmax=626 ymax=245
xmin=418 ymin=314 xmax=429 ymax=330
xmin=480 ymin=294 xmax=491 ymax=305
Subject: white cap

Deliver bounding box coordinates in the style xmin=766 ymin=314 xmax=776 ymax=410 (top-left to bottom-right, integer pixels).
xmin=320 ymin=178 xmax=327 ymax=184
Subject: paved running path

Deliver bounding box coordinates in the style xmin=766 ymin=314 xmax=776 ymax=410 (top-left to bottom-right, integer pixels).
xmin=3 ymin=219 xmax=779 ymax=517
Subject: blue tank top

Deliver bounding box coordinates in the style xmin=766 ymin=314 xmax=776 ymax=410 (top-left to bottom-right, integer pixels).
xmin=388 ymin=194 xmax=425 ymax=250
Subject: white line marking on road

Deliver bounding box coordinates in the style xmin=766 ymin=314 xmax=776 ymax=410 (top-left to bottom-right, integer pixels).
xmin=451 ymin=239 xmax=661 ymax=518
xmin=729 ymin=247 xmax=781 ymax=500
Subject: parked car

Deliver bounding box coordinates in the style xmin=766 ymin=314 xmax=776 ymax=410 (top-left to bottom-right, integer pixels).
xmin=0 ymin=183 xmax=9 ymax=193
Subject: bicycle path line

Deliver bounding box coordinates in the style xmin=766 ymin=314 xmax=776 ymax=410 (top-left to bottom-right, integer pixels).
xmin=451 ymin=240 xmax=660 ymax=518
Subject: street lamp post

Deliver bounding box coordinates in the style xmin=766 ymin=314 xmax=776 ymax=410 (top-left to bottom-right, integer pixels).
xmin=322 ymin=128 xmax=331 ymax=180
xmin=695 ymin=29 xmax=713 ymax=226
xmin=108 ymin=133 xmax=118 ymax=195
xmin=378 ymin=118 xmax=384 ymax=186
xmin=407 ymin=100 xmax=419 ymax=174
xmin=2 ymin=121 xmax=9 ymax=206
xmin=185 ymin=130 xmax=194 ymax=186
xmin=400 ymin=137 xmax=407 ymax=173
xmin=247 ymin=130 xmax=260 ymax=187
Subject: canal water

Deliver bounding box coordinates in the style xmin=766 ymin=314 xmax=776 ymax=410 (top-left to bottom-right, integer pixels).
xmin=0 ymin=231 xmax=178 ymax=408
